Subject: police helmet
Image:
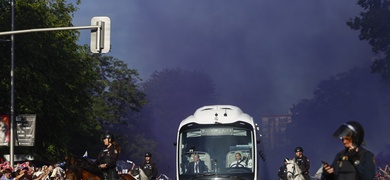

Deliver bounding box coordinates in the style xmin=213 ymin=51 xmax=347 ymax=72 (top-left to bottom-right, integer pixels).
xmin=294 ymin=146 xmax=303 ymax=152
xmin=145 ymin=152 xmax=152 ymax=157
xmin=102 ymin=132 xmax=114 ymax=141
xmin=333 ymin=121 xmax=364 ymax=146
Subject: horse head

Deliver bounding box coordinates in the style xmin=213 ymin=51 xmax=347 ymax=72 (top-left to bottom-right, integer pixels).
xmin=64 ymin=154 xmax=101 ymax=180
xmin=285 ymin=159 xmax=304 ymax=180
xmin=65 ymin=164 xmax=82 ymax=180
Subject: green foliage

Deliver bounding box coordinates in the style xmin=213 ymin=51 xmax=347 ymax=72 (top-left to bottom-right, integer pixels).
xmin=0 ymin=1 xmax=114 ymax=163
xmin=1 ymin=0 xmax=102 ymax=162
xmin=86 ymin=50 xmax=148 ymax=161
xmin=288 ymin=67 xmax=390 ymax=164
xmin=0 ymin=0 xmax=153 ymax=165
xmin=117 ymin=133 xmax=157 ymax=164
xmin=91 ymin=53 xmax=146 ymax=124
xmin=347 ymin=0 xmax=390 ymax=81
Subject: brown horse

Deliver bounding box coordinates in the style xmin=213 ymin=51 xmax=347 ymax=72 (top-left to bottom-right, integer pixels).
xmin=66 ymin=169 xmax=137 ymax=180
xmin=65 ymin=165 xmax=82 ymax=180
xmin=119 ymin=174 xmax=137 ymax=180
xmin=79 ymin=168 xmax=100 ymax=180
xmin=65 ymin=167 xmax=101 ymax=180
xmin=64 ymin=155 xmax=101 ymax=180
xmin=64 ymin=154 xmax=137 ymax=180
xmin=64 ymin=155 xmax=82 ymax=180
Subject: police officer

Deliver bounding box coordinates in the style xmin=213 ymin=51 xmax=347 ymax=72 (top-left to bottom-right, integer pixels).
xmin=278 ymin=158 xmax=289 ymax=180
xmin=140 ymin=152 xmax=158 ymax=180
xmin=96 ymin=132 xmax=120 ymax=180
xmin=293 ymin=146 xmax=311 ymax=180
xmin=321 ymin=121 xmax=375 ymax=180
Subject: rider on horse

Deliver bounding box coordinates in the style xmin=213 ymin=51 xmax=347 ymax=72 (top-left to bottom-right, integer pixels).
xmin=96 ymin=132 xmax=121 ymax=180
xmin=293 ymin=147 xmax=311 ymax=180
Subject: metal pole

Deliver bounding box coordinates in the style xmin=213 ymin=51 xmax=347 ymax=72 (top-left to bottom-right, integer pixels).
xmin=0 ymin=25 xmax=100 ymax=36
xmin=10 ymin=0 xmax=15 ymax=167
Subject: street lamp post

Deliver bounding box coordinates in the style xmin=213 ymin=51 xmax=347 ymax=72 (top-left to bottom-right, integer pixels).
xmin=10 ymin=0 xmax=15 ymax=166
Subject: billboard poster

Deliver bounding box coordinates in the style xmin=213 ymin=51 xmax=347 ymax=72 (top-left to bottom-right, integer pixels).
xmin=0 ymin=115 xmax=10 ymax=146
xmin=15 ymin=114 xmax=36 ymax=146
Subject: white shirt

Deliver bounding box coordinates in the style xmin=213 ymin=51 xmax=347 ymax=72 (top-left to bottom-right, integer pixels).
xmin=230 ymin=160 xmax=246 ymax=167
xmin=194 ymin=162 xmax=199 ymax=173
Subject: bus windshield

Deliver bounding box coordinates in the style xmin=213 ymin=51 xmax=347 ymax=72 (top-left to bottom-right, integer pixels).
xmin=178 ymin=122 xmax=255 ymax=179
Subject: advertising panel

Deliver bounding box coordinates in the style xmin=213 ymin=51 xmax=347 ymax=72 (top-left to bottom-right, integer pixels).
xmin=15 ymin=114 xmax=36 ymax=146
xmin=0 ymin=115 xmax=10 ymax=146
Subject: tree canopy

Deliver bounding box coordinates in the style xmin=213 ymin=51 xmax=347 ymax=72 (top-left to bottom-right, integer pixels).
xmin=287 ymin=66 xmax=390 ymax=166
xmin=0 ymin=0 xmax=97 ymax=162
xmin=0 ymin=0 xmax=146 ymax=164
xmin=347 ymin=0 xmax=390 ymax=82
xmin=139 ymin=68 xmax=217 ymax=173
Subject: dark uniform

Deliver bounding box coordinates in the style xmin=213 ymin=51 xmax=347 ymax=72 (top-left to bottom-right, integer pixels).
xmin=96 ymin=133 xmax=120 ymax=180
xmin=322 ymin=147 xmax=375 ymax=180
xmin=321 ymin=121 xmax=376 ymax=180
xmin=140 ymin=152 xmax=158 ymax=180
xmin=294 ymin=147 xmax=311 ymax=180
xmin=278 ymin=158 xmax=289 ymax=180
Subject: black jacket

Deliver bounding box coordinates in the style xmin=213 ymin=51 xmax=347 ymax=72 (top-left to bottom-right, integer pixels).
xmin=96 ymin=144 xmax=119 ymax=180
xmin=294 ymin=155 xmax=310 ymax=174
xmin=187 ymin=160 xmax=208 ymax=174
xmin=141 ymin=161 xmax=158 ymax=180
xmin=278 ymin=164 xmax=288 ymax=180
xmin=321 ymin=147 xmax=375 ymax=180
xmin=294 ymin=155 xmax=311 ymax=180
xmin=96 ymin=144 xmax=119 ymax=169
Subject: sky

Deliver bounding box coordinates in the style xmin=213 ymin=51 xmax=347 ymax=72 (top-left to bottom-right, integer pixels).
xmin=72 ymin=0 xmax=375 ymax=177
xmin=72 ymin=0 xmax=372 ymax=114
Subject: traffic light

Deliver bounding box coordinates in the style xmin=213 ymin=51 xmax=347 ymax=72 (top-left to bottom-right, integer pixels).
xmin=90 ymin=16 xmax=111 ymax=53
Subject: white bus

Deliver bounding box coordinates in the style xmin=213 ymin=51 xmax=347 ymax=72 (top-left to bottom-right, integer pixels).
xmin=175 ymin=105 xmax=260 ymax=180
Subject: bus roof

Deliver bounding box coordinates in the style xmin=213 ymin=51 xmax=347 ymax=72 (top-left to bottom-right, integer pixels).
xmin=179 ymin=105 xmax=255 ymax=127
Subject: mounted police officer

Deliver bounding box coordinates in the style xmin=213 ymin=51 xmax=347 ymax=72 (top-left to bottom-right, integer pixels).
xmin=321 ymin=121 xmax=375 ymax=180
xmin=140 ymin=152 xmax=158 ymax=180
xmin=96 ymin=132 xmax=120 ymax=180
xmin=293 ymin=146 xmax=311 ymax=180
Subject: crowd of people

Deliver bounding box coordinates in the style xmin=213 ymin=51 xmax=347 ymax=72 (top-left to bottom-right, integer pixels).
xmin=278 ymin=121 xmax=376 ymax=180
xmin=0 ymin=161 xmax=64 ymax=180
xmin=0 ymin=132 xmax=159 ymax=180
xmin=0 ymin=120 xmax=378 ymax=180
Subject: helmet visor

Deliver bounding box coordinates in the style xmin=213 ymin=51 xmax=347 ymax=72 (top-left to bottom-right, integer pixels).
xmin=102 ymin=134 xmax=113 ymax=141
xmin=333 ymin=123 xmax=355 ymax=139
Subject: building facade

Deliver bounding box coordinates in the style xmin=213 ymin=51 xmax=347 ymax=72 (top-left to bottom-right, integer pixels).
xmin=261 ymin=114 xmax=292 ymax=150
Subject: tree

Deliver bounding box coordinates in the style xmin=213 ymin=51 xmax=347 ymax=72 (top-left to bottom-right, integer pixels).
xmin=287 ymin=66 xmax=390 ymax=166
xmin=88 ymin=51 xmax=148 ymax=159
xmin=0 ymin=0 xmax=149 ymax=164
xmin=347 ymin=0 xmax=390 ymax=82
xmin=139 ymin=68 xmax=217 ymax=174
xmin=91 ymin=53 xmax=146 ymax=125
xmin=0 ymin=0 xmax=102 ymax=162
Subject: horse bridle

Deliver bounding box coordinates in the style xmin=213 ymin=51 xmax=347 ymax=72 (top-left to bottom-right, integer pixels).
xmin=286 ymin=162 xmax=299 ymax=179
